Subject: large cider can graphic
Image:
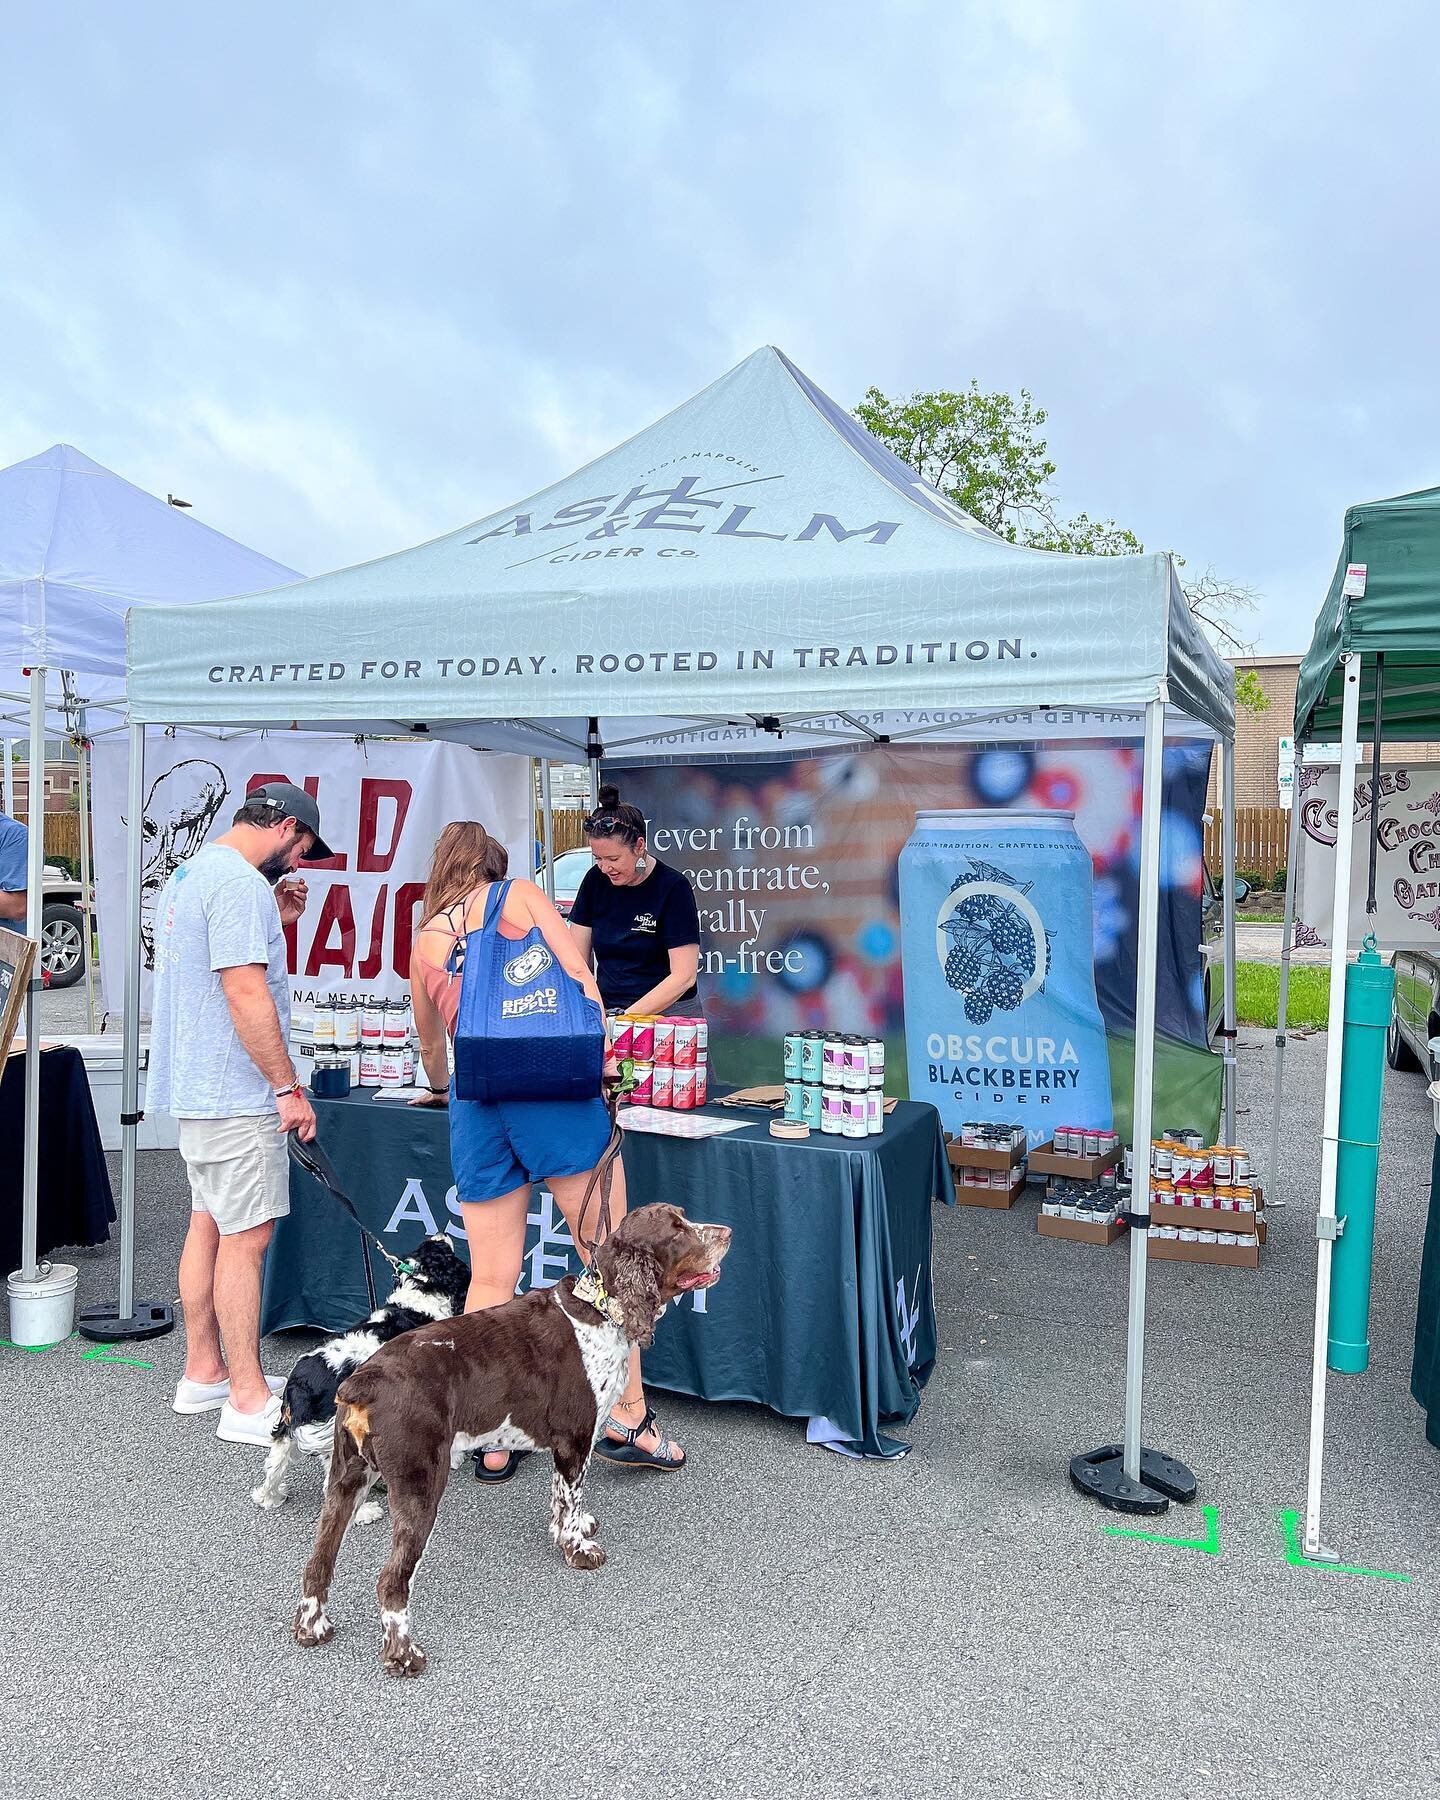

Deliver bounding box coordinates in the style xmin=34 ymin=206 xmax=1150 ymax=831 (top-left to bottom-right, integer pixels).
xmin=899 ymin=810 xmax=1112 ymax=1147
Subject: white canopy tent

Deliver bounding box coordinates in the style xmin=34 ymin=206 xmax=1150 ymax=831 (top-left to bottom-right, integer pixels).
xmin=0 ymin=442 xmax=299 ymax=1321
xmin=123 ymin=348 xmax=1238 ymax=1502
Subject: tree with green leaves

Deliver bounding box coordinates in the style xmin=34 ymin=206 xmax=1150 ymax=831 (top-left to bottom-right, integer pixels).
xmin=856 ymin=381 xmax=1261 ymax=679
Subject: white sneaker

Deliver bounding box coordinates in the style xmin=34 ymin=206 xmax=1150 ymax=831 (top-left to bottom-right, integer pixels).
xmin=174 ymin=1374 xmax=285 ymax=1415
xmin=216 ymin=1394 xmax=284 ymax=1445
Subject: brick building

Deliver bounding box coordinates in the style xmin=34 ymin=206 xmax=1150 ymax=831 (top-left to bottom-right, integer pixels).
xmin=1208 ymin=654 xmax=1440 ymax=809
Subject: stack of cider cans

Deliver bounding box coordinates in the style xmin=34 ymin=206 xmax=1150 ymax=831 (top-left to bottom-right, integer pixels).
xmin=608 ymin=1014 xmax=708 ymax=1109
xmin=782 ymin=1030 xmax=886 ymax=1138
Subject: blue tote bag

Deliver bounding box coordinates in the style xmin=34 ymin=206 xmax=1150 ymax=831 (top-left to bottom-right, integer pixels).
xmin=448 ymin=880 xmax=605 ymax=1104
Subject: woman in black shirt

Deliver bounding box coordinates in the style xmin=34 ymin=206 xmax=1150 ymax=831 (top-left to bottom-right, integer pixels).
xmin=568 ymin=784 xmax=703 ymax=1019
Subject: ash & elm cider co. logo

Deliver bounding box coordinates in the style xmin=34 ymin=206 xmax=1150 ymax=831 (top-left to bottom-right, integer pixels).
xmin=465 ymin=467 xmax=904 ymax=567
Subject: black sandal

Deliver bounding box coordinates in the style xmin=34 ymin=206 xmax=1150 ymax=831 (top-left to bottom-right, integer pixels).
xmin=594 ymin=1405 xmax=686 ymax=1470
xmin=472 ymin=1449 xmax=528 ymax=1483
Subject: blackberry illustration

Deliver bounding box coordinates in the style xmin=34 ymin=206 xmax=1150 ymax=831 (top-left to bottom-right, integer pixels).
xmin=956 ymin=892 xmax=1003 ymax=926
xmin=990 ymin=907 xmax=1028 ymax=956
xmin=939 ymin=861 xmax=1045 ymax=1023
xmin=985 ymin=965 xmax=1024 ymax=1010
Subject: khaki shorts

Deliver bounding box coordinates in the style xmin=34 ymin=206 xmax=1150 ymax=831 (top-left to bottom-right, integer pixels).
xmin=177 ymin=1115 xmax=291 ymax=1236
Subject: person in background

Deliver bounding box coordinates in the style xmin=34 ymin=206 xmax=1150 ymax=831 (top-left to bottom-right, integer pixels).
xmin=0 ymin=805 xmax=28 ymax=923
xmin=409 ymin=819 xmax=687 ymax=1476
xmin=149 ymin=783 xmax=326 ymax=1446
xmin=568 ymin=784 xmax=702 ymax=1020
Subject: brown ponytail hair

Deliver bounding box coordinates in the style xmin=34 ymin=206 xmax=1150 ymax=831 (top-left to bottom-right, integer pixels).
xmin=421 ymin=821 xmax=509 ymax=923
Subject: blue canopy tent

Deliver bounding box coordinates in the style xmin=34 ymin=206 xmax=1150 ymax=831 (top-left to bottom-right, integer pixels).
xmin=0 ymin=442 xmax=298 ymax=1328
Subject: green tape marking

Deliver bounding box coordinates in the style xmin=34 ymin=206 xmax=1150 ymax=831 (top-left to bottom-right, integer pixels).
xmin=1277 ymin=1510 xmax=1410 ymax=1583
xmin=1105 ymin=1504 xmax=1222 ymax=1555
xmin=81 ymin=1345 xmax=154 ymax=1369
xmin=0 ymin=1333 xmax=72 ymax=1355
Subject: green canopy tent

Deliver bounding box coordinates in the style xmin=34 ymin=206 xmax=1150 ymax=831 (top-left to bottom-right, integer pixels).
xmin=1278 ymin=484 xmax=1440 ymax=1559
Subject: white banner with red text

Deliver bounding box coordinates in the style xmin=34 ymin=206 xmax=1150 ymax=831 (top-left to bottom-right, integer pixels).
xmin=92 ymin=733 xmax=530 ymax=1018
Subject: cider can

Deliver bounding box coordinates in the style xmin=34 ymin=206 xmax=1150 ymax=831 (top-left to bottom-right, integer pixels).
xmin=672 ymin=1067 xmax=697 ymax=1111
xmin=673 ymin=1022 xmax=698 ymax=1069
xmin=652 ymin=1019 xmax=675 ymax=1068
xmin=651 ymin=1066 xmax=673 ymax=1109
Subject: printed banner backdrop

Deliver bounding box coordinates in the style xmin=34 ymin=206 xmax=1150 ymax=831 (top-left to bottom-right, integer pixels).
xmin=1296 ymin=761 xmax=1440 ymax=950
xmin=92 ymin=734 xmax=530 ymax=1018
xmin=614 ymin=741 xmax=1219 ymax=1140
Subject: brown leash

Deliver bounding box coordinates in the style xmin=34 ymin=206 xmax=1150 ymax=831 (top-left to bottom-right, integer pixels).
xmin=575 ymin=1064 xmax=635 ymax=1266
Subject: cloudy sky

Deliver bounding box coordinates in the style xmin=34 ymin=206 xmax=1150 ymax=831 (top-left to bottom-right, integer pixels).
xmin=5 ymin=2 xmax=1437 ymax=653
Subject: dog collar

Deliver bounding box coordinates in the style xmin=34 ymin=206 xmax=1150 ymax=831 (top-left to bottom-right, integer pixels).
xmin=572 ymin=1267 xmax=627 ymax=1331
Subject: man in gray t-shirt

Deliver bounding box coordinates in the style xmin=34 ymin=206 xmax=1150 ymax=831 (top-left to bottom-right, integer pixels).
xmin=151 ymin=783 xmax=330 ymax=1446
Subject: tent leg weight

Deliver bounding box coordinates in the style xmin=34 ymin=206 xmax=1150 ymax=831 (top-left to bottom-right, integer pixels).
xmin=76 ymin=1302 xmax=174 ymax=1343
xmin=1070 ymin=1444 xmax=1197 ymax=1515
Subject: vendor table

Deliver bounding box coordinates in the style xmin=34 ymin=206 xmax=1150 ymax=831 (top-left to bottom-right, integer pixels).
xmin=1 ymin=1045 xmax=115 ymax=1276
xmin=261 ymin=1091 xmax=950 ymax=1457
xmin=1410 ymin=1133 xmax=1440 ymax=1447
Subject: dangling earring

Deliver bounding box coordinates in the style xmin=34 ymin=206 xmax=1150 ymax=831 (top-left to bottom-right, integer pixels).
xmin=634 ymin=853 xmax=648 ymax=873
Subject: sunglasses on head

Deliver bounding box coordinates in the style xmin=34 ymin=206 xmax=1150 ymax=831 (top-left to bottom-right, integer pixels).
xmin=584 ymin=812 xmax=625 ymax=836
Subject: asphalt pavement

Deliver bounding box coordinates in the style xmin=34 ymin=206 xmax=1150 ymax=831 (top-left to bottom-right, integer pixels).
xmin=3 ymin=1009 xmax=1439 ymax=1798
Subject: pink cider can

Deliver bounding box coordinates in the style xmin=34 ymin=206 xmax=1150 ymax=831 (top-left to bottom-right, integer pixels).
xmin=671 ymin=1067 xmax=697 ymax=1110
xmin=652 ymin=1019 xmax=676 ymax=1068
xmin=651 ymin=1066 xmax=674 ymax=1109
xmin=694 ymin=1060 xmax=708 ymax=1106
xmin=609 ymin=1015 xmax=634 ymax=1059
xmin=629 ymin=1061 xmax=654 ymax=1105
xmin=630 ymin=1017 xmax=656 ymax=1061
xmin=672 ymin=1021 xmax=698 ymax=1069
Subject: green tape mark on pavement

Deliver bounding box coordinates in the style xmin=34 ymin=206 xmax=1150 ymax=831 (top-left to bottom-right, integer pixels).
xmin=0 ymin=1334 xmax=72 ymax=1355
xmin=81 ymin=1345 xmax=154 ymax=1369
xmin=1106 ymin=1504 xmax=1222 ymax=1555
xmin=1277 ymin=1510 xmax=1410 ymax=1583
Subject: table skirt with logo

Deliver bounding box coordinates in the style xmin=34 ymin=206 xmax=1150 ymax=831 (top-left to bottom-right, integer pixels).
xmin=260 ymin=1091 xmax=950 ymax=1458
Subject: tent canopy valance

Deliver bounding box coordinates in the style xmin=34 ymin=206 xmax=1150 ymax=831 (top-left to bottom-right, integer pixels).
xmin=125 ymin=348 xmax=1235 ymax=748
xmin=1295 ymin=483 xmax=1440 ymax=743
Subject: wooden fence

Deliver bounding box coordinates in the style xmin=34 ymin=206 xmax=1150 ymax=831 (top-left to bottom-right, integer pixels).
xmin=42 ymin=811 xmax=85 ymax=870
xmin=536 ymin=808 xmax=589 ymax=857
xmin=1203 ymin=804 xmax=1290 ymax=880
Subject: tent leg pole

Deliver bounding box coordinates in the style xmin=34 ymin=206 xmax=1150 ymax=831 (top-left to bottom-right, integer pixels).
xmin=1268 ymin=774 xmax=1306 ymax=1204
xmin=1303 ymin=654 xmax=1362 ymax=1561
xmin=18 ymin=665 xmax=47 ymax=1284
xmin=77 ymin=724 xmax=173 ymax=1343
xmin=1071 ymin=694 xmax=1193 ymax=1514
xmin=3 ymin=728 xmax=14 ymax=819
xmin=1221 ymin=734 xmax=1238 ymax=1146
xmin=540 ymin=760 xmax=556 ymax=900
xmin=76 ymin=707 xmax=97 ymax=1035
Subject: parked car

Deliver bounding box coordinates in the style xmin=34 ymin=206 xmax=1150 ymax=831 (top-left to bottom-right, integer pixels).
xmin=535 ymin=847 xmax=593 ymax=917
xmin=40 ymin=862 xmax=91 ymax=989
xmin=1388 ymin=950 xmax=1440 ymax=1078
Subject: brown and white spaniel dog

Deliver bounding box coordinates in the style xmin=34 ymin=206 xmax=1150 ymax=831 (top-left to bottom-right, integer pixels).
xmin=291 ymin=1203 xmax=731 ymax=1677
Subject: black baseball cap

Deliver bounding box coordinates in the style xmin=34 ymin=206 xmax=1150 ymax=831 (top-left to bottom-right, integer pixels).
xmin=247 ymin=782 xmax=334 ymax=862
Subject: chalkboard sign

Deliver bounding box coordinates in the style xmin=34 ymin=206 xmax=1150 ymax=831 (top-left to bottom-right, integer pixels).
xmin=0 ymin=929 xmax=39 ymax=1061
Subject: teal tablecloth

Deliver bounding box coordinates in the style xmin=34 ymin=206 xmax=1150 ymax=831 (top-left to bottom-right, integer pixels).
xmin=260 ymin=1092 xmax=950 ymax=1458
xmin=1410 ymin=1133 xmax=1440 ymax=1447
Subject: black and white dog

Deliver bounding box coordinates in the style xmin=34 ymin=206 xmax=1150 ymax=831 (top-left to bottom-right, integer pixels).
xmin=252 ymin=1233 xmax=470 ymax=1519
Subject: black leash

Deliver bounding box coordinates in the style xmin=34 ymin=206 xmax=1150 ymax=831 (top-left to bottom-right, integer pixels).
xmin=285 ymin=1131 xmax=410 ymax=1311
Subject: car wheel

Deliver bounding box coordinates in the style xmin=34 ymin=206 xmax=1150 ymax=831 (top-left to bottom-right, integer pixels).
xmin=1387 ymin=1013 xmax=1420 ymax=1072
xmin=40 ymin=902 xmax=86 ymax=988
